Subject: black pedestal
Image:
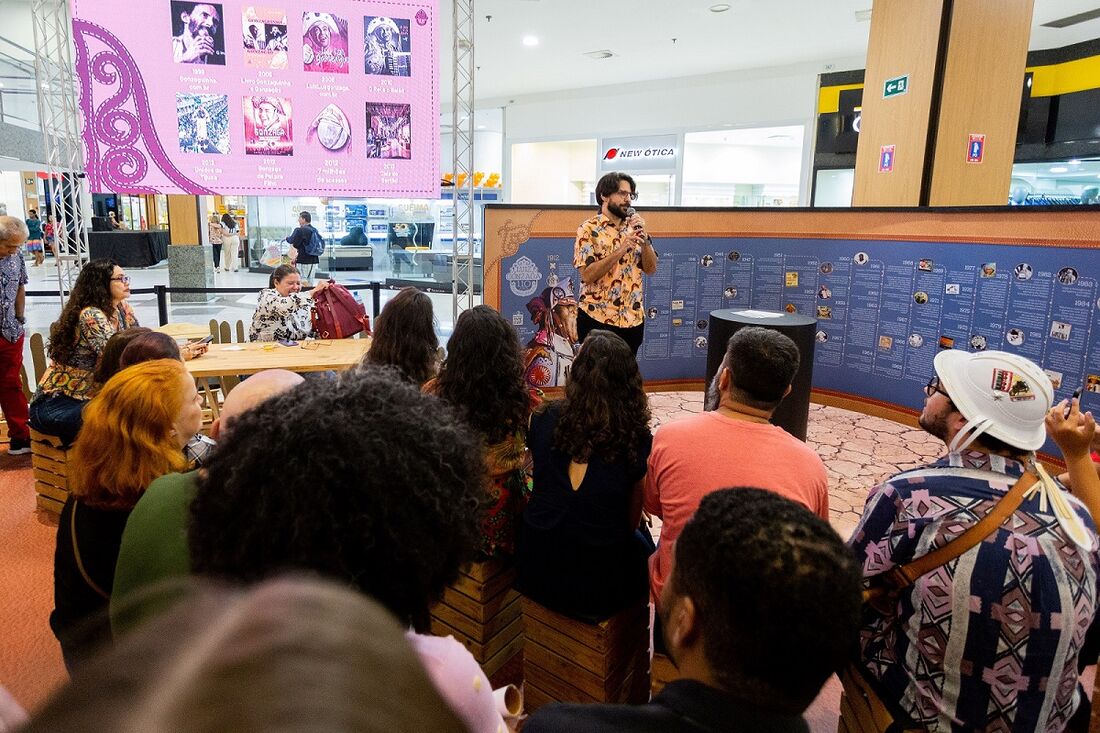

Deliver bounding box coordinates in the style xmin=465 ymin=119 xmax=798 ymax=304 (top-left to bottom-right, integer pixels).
xmin=705 ymin=309 xmax=817 ymax=441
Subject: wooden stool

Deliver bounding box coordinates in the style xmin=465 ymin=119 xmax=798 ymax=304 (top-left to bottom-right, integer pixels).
xmin=521 ymin=597 xmax=650 ymax=712
xmin=29 ymin=428 xmax=70 ymax=514
xmin=430 ymin=559 xmax=524 ymax=686
xmin=650 ymin=651 xmax=680 ymax=697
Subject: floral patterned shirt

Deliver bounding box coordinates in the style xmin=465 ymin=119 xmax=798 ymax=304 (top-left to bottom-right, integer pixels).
xmin=0 ymin=252 xmax=28 ymax=343
xmin=249 ymin=288 xmax=314 ymax=342
xmin=37 ymin=303 xmax=139 ymax=400
xmin=573 ymin=213 xmax=646 ymax=329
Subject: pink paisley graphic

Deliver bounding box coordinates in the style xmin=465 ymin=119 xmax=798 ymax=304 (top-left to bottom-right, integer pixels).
xmin=73 ymin=19 xmax=213 ymax=194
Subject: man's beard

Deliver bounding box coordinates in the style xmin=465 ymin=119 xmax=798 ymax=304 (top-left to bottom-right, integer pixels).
xmin=607 ymin=201 xmax=631 ymax=220
xmin=918 ymin=410 xmax=951 ymax=443
xmin=704 ymin=372 xmax=721 ymax=411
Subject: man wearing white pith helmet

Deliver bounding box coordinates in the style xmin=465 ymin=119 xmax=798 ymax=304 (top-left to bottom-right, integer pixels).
xmin=850 ymin=349 xmax=1100 ymax=732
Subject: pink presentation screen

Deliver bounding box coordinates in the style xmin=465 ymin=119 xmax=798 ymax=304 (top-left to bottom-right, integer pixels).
xmin=71 ymin=1 xmax=439 ymax=197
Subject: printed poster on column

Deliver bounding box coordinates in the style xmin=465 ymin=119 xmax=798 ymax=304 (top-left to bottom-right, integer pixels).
xmin=70 ymin=0 xmax=440 ymax=197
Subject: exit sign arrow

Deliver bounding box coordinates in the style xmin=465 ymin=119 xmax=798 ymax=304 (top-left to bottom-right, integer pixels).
xmin=883 ymin=75 xmax=909 ymax=98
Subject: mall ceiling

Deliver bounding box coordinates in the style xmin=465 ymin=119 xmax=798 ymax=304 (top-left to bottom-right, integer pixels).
xmin=440 ymin=0 xmax=1100 ymax=102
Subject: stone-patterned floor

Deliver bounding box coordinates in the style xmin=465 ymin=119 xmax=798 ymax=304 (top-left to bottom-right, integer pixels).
xmin=647 ymin=392 xmax=945 ymax=541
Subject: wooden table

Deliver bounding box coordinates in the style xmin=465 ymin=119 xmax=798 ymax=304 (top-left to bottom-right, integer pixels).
xmin=155 ymin=322 xmax=210 ymax=341
xmin=185 ymin=338 xmax=370 ymax=417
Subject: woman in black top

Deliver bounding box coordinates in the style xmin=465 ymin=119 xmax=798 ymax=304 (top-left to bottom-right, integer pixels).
xmin=51 ymin=359 xmax=200 ymax=670
xmin=517 ymin=330 xmax=654 ymax=621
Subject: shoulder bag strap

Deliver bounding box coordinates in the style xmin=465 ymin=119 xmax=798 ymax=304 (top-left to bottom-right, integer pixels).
xmin=70 ymin=502 xmax=110 ymax=600
xmin=887 ymin=471 xmax=1038 ymax=590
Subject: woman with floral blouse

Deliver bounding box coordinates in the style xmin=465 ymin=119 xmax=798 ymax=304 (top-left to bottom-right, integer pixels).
xmin=248 ymin=264 xmax=330 ymax=343
xmin=29 ymin=259 xmax=140 ymax=445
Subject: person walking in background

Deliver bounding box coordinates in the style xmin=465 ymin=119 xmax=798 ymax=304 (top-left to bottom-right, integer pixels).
xmin=44 ymin=214 xmax=58 ymax=260
xmin=206 ymin=213 xmax=222 ymax=270
xmin=0 ymin=216 xmax=31 ymax=455
xmin=24 ymin=208 xmax=44 ymax=266
xmin=219 ymin=213 xmax=240 ymax=272
xmin=574 ymin=172 xmax=657 ymax=356
xmin=284 ymin=211 xmax=320 ymax=281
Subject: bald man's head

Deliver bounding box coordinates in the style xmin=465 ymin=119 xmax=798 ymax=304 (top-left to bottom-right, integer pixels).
xmin=0 ymin=216 xmax=28 ymax=258
xmin=213 ymin=369 xmax=304 ymax=438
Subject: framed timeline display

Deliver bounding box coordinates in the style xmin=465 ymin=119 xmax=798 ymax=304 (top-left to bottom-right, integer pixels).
xmin=484 ymin=205 xmax=1100 ymax=459
xmin=71 ymin=1 xmax=439 ymax=197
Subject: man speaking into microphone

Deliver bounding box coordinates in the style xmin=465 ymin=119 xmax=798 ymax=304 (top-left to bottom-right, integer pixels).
xmin=573 ymin=172 xmax=658 ymax=356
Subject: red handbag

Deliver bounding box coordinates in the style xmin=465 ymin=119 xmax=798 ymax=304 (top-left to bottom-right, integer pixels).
xmin=311 ymin=283 xmax=370 ymax=339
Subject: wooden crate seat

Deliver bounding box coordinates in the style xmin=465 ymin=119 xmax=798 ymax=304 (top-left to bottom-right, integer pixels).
xmin=430 ymin=559 xmax=524 ymax=685
xmin=29 ymin=428 xmax=70 ymax=514
xmin=521 ymin=596 xmax=650 ymax=712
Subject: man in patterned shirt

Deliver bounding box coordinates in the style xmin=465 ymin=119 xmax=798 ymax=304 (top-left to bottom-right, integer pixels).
xmin=573 ymin=172 xmax=657 ymax=355
xmin=850 ymin=349 xmax=1100 ymax=731
xmin=0 ymin=216 xmax=30 ymax=455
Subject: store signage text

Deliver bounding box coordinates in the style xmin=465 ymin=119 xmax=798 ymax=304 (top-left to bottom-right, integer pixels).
xmin=600 ymin=134 xmax=680 ymax=171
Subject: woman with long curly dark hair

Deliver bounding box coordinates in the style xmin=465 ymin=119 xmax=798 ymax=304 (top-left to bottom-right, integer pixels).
xmin=517 ymin=330 xmax=653 ymax=620
xmin=424 ymin=305 xmax=539 ymax=557
xmin=30 ymin=259 xmax=140 ymax=445
xmin=360 ymin=287 xmax=439 ymax=385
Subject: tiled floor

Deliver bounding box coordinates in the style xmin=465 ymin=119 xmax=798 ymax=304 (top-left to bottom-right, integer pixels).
xmin=646 ymin=392 xmax=946 ymax=541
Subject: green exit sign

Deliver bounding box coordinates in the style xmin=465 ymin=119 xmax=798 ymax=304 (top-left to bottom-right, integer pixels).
xmin=883 ymin=75 xmax=909 ymax=98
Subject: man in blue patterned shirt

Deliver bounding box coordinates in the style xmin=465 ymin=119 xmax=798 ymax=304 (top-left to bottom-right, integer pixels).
xmin=0 ymin=216 xmax=30 ymax=455
xmin=850 ymin=349 xmax=1100 ymax=731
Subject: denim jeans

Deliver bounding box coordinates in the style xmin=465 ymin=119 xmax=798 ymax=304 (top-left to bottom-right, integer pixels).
xmin=28 ymin=392 xmax=86 ymax=447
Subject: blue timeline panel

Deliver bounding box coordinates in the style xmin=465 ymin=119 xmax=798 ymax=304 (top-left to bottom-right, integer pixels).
xmin=500 ymin=235 xmax=1099 ymax=455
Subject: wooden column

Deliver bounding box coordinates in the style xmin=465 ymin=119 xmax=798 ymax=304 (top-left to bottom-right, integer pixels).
xmin=927 ymin=0 xmax=1034 ymax=205
xmin=166 ymin=194 xmax=201 ymax=246
xmin=853 ymin=0 xmax=1035 ymax=206
xmin=852 ymin=0 xmax=946 ymax=206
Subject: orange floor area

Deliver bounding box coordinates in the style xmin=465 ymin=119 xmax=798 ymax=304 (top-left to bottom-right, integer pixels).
xmin=0 ymin=396 xmax=949 ymax=727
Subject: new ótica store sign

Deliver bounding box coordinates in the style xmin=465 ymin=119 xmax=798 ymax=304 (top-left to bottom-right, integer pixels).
xmin=599 ymin=135 xmax=679 ymax=171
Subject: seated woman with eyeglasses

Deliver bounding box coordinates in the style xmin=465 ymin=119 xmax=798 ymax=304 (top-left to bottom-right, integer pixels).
xmin=249 ymin=264 xmax=330 ymax=343
xmin=29 ymin=259 xmax=140 ymax=446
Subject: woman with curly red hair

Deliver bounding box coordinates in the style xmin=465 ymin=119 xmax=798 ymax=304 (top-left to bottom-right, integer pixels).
xmin=51 ymin=359 xmax=203 ymax=670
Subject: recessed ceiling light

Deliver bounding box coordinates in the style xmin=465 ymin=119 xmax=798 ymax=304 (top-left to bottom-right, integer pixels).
xmin=582 ymin=49 xmax=616 ymax=60
xmin=522 ymin=35 xmax=539 ymax=47
xmin=709 ymin=4 xmax=731 ymax=12
xmin=1050 ymin=166 xmax=1069 ymax=173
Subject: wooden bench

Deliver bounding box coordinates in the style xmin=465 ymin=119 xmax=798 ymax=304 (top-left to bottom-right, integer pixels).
xmin=29 ymin=428 xmax=70 ymax=514
xmin=521 ymin=597 xmax=650 ymax=712
xmin=429 ymin=559 xmax=524 ymax=687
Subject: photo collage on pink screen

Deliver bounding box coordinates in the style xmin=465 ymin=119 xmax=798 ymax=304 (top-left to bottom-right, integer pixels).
xmin=72 ymin=1 xmax=439 ymax=196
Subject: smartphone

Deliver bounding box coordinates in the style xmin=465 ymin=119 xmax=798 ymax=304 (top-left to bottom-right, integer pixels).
xmin=1066 ymin=387 xmax=1083 ymax=418
xmin=190 ymin=335 xmax=214 ymax=345
xmin=278 ymin=339 xmax=298 ymax=347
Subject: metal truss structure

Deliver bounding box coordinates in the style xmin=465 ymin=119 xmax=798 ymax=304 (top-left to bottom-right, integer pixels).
xmin=451 ymin=0 xmax=476 ymax=318
xmin=32 ymin=0 xmax=90 ymax=303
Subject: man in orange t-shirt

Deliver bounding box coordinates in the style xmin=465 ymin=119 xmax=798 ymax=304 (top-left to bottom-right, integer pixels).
xmin=644 ymin=327 xmax=829 ymax=602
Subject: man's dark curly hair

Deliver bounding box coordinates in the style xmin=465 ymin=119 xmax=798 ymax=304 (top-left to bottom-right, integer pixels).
xmin=433 ymin=305 xmax=529 ymax=445
xmin=48 ymin=258 xmax=120 ymax=365
xmin=553 ymin=330 xmax=651 ymax=465
xmin=722 ymin=327 xmax=800 ymax=410
xmin=670 ymin=488 xmax=861 ymax=712
xmin=362 ymin=287 xmax=439 ymax=385
xmin=188 ymin=367 xmax=486 ymax=632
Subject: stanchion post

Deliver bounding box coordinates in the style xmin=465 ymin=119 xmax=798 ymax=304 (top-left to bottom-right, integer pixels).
xmin=155 ymin=284 xmax=169 ymax=325
xmin=371 ymin=282 xmax=381 ymax=318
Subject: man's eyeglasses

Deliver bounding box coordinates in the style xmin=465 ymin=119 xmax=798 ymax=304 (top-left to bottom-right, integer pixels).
xmin=111 ymin=275 xmax=131 ymax=285
xmin=616 ymin=190 xmax=638 ymax=201
xmin=924 ymin=375 xmax=950 ymax=400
